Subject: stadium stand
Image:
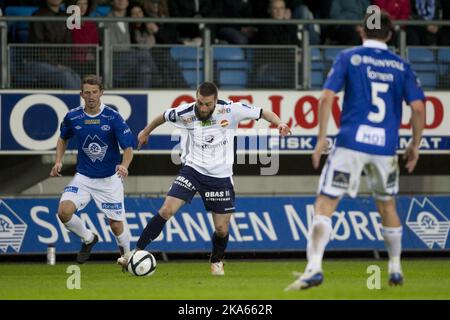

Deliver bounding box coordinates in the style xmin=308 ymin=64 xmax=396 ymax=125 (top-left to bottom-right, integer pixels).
xmin=4 ymin=6 xmax=38 ymax=43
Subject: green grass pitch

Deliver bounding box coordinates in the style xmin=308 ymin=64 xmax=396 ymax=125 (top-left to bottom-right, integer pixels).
xmin=1 ymin=259 xmax=449 ymax=300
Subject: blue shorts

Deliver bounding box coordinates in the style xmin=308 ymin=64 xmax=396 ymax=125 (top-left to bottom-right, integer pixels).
xmin=167 ymin=166 xmax=235 ymax=213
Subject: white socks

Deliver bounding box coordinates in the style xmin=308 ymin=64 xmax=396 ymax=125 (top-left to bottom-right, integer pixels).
xmin=382 ymin=226 xmax=403 ymax=273
xmin=306 ymin=214 xmax=332 ymax=272
xmin=115 ymin=230 xmax=131 ymax=254
xmin=64 ymin=215 xmax=94 ymax=244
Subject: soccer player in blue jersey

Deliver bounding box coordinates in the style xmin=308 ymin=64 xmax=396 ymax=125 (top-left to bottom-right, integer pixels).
xmin=118 ymin=82 xmax=291 ymax=275
xmin=50 ymin=75 xmax=135 ymax=263
xmin=285 ymin=11 xmax=425 ymax=290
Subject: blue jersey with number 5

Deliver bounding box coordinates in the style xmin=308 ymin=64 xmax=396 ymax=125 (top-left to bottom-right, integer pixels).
xmin=324 ymin=41 xmax=425 ymax=155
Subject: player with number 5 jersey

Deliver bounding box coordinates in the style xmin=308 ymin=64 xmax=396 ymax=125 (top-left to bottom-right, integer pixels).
xmin=285 ymin=10 xmax=426 ymax=291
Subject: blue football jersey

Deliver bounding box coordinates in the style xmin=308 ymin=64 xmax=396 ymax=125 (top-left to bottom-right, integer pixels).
xmin=60 ymin=104 xmax=135 ymax=178
xmin=324 ymin=40 xmax=425 ymax=155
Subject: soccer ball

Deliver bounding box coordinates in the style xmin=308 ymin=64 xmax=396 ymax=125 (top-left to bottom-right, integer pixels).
xmin=127 ymin=250 xmax=157 ymax=276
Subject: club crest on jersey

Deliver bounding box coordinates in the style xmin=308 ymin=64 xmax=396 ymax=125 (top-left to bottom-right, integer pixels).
xmin=82 ymin=135 xmax=108 ymax=162
xmin=204 ymin=135 xmax=215 ymax=143
xmin=406 ymin=198 xmax=450 ymax=249
xmin=220 ymin=120 xmax=229 ymax=128
xmin=101 ymin=125 xmax=110 ymax=131
xmin=0 ymin=200 xmax=27 ymax=253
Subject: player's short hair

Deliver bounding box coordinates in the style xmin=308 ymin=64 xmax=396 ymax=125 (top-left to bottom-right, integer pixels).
xmin=81 ymin=75 xmax=103 ymax=91
xmin=197 ymin=82 xmax=218 ymax=98
xmin=363 ymin=10 xmax=394 ymax=40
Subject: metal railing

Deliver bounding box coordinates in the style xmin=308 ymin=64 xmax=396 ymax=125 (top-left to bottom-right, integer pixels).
xmin=1 ymin=16 xmax=450 ymax=89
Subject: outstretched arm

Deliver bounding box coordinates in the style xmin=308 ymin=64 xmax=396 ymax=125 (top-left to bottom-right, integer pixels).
xmin=137 ymin=114 xmax=166 ymax=150
xmin=50 ymin=138 xmax=68 ymax=177
xmin=261 ymin=109 xmax=291 ymax=137
xmin=404 ymin=99 xmax=425 ymax=173
xmin=312 ymin=89 xmax=335 ymax=169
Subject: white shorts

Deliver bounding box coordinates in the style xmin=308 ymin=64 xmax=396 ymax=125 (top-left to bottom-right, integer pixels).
xmin=318 ymin=147 xmax=399 ymax=201
xmin=60 ymin=173 xmax=125 ymax=221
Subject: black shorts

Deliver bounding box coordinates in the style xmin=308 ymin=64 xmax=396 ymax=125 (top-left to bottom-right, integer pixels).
xmin=167 ymin=166 xmax=235 ymax=213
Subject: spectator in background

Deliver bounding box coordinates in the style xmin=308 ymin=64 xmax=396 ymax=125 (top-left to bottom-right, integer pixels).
xmin=168 ymin=0 xmax=217 ymax=46
xmin=329 ymin=0 xmax=370 ymax=45
xmin=137 ymin=0 xmax=187 ymax=88
xmin=68 ymin=0 xmax=100 ymax=76
xmin=407 ymin=0 xmax=442 ymax=46
xmin=216 ymin=0 xmax=257 ymax=45
xmin=438 ymin=0 xmax=450 ymax=45
xmin=144 ymin=0 xmax=180 ymax=44
xmin=372 ymin=0 xmax=410 ymax=47
xmin=106 ymin=0 xmax=159 ymax=88
xmin=286 ymin=0 xmax=321 ymax=45
xmin=27 ymin=0 xmax=81 ymax=89
xmin=252 ymin=0 xmax=300 ymax=88
xmin=128 ymin=1 xmax=158 ymax=46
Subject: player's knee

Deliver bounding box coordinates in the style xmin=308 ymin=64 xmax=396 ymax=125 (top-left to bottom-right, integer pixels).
xmin=57 ymin=201 xmax=75 ymax=223
xmin=215 ymin=225 xmax=228 ymax=237
xmin=158 ymin=205 xmax=175 ymax=220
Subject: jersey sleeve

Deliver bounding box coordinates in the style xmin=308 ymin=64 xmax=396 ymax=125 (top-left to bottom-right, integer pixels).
xmin=163 ymin=105 xmax=192 ymax=129
xmin=231 ymin=102 xmax=262 ymax=121
xmin=113 ymin=114 xmax=136 ymax=149
xmin=403 ymin=63 xmax=426 ymax=104
xmin=323 ymin=52 xmax=348 ymax=93
xmin=59 ymin=113 xmax=73 ymax=140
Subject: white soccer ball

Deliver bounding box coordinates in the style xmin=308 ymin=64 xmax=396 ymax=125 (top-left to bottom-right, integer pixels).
xmin=127 ymin=250 xmax=157 ymax=276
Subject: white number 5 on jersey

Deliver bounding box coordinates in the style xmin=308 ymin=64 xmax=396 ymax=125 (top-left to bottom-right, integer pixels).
xmin=368 ymin=82 xmax=389 ymax=123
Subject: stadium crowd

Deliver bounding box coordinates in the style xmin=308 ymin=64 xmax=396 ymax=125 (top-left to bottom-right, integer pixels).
xmin=1 ymin=0 xmax=449 ymax=89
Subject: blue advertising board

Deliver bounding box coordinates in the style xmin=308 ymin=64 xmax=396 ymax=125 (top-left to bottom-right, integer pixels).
xmin=1 ymin=91 xmax=450 ymax=153
xmin=0 ymin=196 xmax=449 ymax=254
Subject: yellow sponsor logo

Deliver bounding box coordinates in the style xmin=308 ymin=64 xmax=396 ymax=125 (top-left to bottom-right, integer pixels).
xmin=84 ymin=119 xmax=100 ymax=125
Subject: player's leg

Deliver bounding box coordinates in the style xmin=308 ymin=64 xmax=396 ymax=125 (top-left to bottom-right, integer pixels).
xmin=210 ymin=212 xmax=232 ymax=276
xmin=109 ymin=219 xmax=130 ymax=256
xmin=199 ymin=173 xmax=236 ymax=275
xmin=135 ymin=196 xmax=186 ymax=250
xmin=58 ymin=175 xmax=98 ymax=263
xmin=367 ymin=154 xmax=403 ymax=285
xmin=286 ymin=147 xmax=364 ymax=290
xmin=58 ymin=200 xmax=95 ymax=243
xmin=376 ymin=198 xmax=403 ymax=285
xmin=92 ymin=173 xmax=131 ymax=257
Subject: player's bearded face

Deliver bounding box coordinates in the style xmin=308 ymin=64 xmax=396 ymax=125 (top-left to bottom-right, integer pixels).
xmin=195 ymin=94 xmax=216 ymax=121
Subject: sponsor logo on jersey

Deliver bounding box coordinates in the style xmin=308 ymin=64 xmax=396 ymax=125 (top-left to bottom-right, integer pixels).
xmin=0 ymin=200 xmax=27 ymax=253
xmin=84 ymin=119 xmax=101 ymax=125
xmin=173 ymin=176 xmax=195 ymax=191
xmin=101 ymin=125 xmax=111 ymax=131
xmin=204 ymin=190 xmax=232 ymax=202
xmin=331 ymin=170 xmax=350 ymax=189
xmin=82 ymin=135 xmax=108 ymax=162
xmin=350 ymin=54 xmax=362 ymax=66
xmin=70 ymin=114 xmax=85 ymax=121
xmin=64 ymin=186 xmax=79 ymax=193
xmin=220 ymin=120 xmax=229 ymax=128
xmin=182 ymin=116 xmax=197 ymax=125
xmin=200 ymin=119 xmax=217 ymax=127
xmin=218 ymin=107 xmax=231 ymax=114
xmin=101 ymin=203 xmax=123 ymax=210
xmin=406 ymin=198 xmax=450 ymax=249
xmin=123 ymin=128 xmax=131 ymax=134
